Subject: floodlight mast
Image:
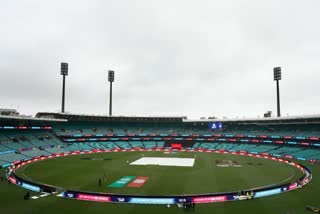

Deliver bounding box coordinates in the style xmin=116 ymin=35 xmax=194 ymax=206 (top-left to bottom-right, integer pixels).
xmin=60 ymin=62 xmax=68 ymax=113
xmin=273 ymin=67 xmax=282 ymax=117
xmin=108 ymin=70 xmax=115 ymax=116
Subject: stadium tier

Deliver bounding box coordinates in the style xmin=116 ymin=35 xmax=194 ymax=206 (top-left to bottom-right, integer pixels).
xmin=1 ymin=115 xmax=320 ymax=167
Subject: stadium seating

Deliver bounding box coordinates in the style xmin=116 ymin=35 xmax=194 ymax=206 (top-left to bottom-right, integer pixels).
xmin=156 ymin=141 xmax=165 ymax=147
xmin=0 ymin=141 xmax=24 ymax=151
xmin=143 ymin=141 xmax=156 ymax=149
xmin=1 ymin=119 xmax=320 ymax=166
xmin=64 ymin=144 xmax=82 ymax=151
xmin=21 ymin=149 xmax=51 ymax=158
xmin=290 ymin=149 xmax=320 ymax=158
xmin=0 ymin=130 xmax=65 ymax=155
xmin=115 ymin=141 xmax=132 ymax=149
xmin=75 ymin=143 xmax=94 ymax=150
xmin=232 ymin=144 xmax=257 ymax=151
xmin=309 ymin=153 xmax=320 ymax=159
xmin=87 ymin=142 xmax=108 ymax=150
xmin=0 ymin=160 xmax=8 ymax=166
xmin=0 ymin=144 xmax=11 ymax=152
xmin=45 ymin=147 xmax=69 ymax=154
xmin=214 ymin=143 xmax=237 ymax=150
xmin=192 ymin=143 xmax=200 ymax=149
xmin=198 ymin=143 xmax=216 ymax=150
xmin=0 ymin=152 xmax=28 ymax=163
xmin=51 ymin=121 xmax=320 ymax=143
xmin=248 ymin=145 xmax=278 ymax=153
xmin=99 ymin=142 xmax=119 ymax=149
xmin=17 ymin=141 xmax=35 ymax=149
xmin=130 ymin=141 xmax=144 ymax=148
xmin=268 ymin=146 xmax=303 ymax=155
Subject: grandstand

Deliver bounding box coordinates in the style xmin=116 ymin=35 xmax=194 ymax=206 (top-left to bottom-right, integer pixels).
xmin=1 ymin=113 xmax=320 ymax=166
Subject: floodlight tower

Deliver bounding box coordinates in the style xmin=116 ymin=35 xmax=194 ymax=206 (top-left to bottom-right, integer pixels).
xmin=108 ymin=70 xmax=115 ymax=116
xmin=60 ymin=62 xmax=68 ymax=113
xmin=273 ymin=67 xmax=282 ymax=117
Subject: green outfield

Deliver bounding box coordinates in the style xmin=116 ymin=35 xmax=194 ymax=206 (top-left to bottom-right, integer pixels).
xmin=0 ymin=151 xmax=319 ymax=214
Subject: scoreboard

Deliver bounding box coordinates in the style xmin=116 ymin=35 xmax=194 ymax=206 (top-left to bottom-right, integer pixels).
xmin=209 ymin=122 xmax=222 ymax=130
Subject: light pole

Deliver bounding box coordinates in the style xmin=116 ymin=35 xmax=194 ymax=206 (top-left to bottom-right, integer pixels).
xmin=273 ymin=67 xmax=282 ymax=117
xmin=61 ymin=62 xmax=68 ymax=113
xmin=108 ymin=70 xmax=115 ymax=116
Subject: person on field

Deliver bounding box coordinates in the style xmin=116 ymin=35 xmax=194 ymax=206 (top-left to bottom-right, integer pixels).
xmin=24 ymin=192 xmax=30 ymax=200
xmin=246 ymin=191 xmax=250 ymax=200
xmin=99 ymin=178 xmax=102 ymax=186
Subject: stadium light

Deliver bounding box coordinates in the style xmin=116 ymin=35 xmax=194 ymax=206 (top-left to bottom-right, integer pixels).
xmin=60 ymin=62 xmax=68 ymax=113
xmin=273 ymin=67 xmax=282 ymax=117
xmin=108 ymin=70 xmax=115 ymax=116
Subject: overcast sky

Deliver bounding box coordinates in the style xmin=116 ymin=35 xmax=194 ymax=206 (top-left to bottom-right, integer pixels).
xmin=0 ymin=0 xmax=319 ymax=119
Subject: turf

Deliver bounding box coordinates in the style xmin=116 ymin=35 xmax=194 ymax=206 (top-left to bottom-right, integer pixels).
xmin=0 ymin=151 xmax=318 ymax=214
xmin=15 ymin=152 xmax=302 ymax=195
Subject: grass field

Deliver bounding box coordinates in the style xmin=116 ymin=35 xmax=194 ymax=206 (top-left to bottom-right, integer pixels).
xmin=15 ymin=152 xmax=302 ymax=194
xmin=0 ymin=151 xmax=319 ymax=214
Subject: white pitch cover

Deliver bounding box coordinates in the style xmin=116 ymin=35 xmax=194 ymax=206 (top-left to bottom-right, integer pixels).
xmin=130 ymin=157 xmax=195 ymax=167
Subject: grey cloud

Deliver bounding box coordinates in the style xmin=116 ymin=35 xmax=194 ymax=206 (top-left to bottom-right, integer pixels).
xmin=0 ymin=0 xmax=320 ymax=118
